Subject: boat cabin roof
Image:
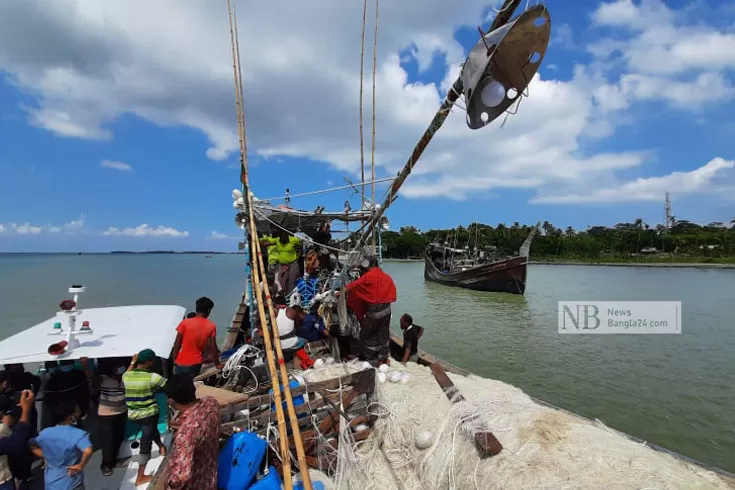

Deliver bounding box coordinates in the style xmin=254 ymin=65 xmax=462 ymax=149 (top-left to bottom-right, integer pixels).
xmin=0 ymin=305 xmax=186 ymax=364
xmin=429 ymin=244 xmax=468 ymax=254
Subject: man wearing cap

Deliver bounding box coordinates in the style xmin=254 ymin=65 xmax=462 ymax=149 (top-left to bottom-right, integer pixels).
xmin=122 ymin=349 xmax=167 ymax=486
xmin=345 ymin=257 xmax=397 ymax=365
xmin=0 ymin=390 xmax=35 ymax=490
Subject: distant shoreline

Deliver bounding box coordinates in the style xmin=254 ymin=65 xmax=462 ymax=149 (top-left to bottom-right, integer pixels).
xmin=530 ymin=260 xmax=735 ymax=270
xmin=382 ymin=257 xmax=735 ymax=269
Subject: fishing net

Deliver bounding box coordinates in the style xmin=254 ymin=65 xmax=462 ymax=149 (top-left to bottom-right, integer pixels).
xmin=295 ymin=362 xmax=733 ymax=490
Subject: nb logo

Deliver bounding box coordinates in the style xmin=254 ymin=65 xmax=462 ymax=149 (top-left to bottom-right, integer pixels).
xmin=560 ymin=304 xmax=600 ymax=330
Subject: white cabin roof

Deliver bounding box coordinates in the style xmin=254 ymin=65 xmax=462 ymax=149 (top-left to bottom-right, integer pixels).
xmin=0 ymin=305 xmax=186 ymax=364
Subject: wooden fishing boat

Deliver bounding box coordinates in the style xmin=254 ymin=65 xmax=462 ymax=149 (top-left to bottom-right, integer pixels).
xmin=423 ymin=223 xmax=539 ymax=295
xmin=145 ymin=1 xmax=732 ymax=487
xmin=1 ymin=289 xmax=733 ymax=489
xmin=144 ymin=296 xmax=735 ymax=489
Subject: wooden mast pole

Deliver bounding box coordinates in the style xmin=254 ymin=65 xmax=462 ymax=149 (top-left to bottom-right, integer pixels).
xmin=358 ymin=0 xmax=368 ymax=208
xmin=226 ymin=1 xmax=294 ymax=487
xmin=228 ymin=2 xmax=313 ymax=487
xmin=370 ymin=0 xmax=379 ymax=252
xmin=253 ymin=238 xmax=314 ymax=490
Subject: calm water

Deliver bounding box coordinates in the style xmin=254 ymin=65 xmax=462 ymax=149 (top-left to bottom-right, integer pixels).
xmin=1 ymin=254 xmax=733 ymax=472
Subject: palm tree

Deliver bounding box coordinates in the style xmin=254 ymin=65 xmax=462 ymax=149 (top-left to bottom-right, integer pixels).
xmin=634 ymin=218 xmax=644 ymax=256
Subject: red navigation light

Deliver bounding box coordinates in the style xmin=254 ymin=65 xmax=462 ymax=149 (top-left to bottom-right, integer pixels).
xmin=59 ymin=300 xmax=76 ymax=311
xmin=48 ymin=340 xmax=68 ymax=355
xmin=81 ymin=321 xmax=90 ymax=330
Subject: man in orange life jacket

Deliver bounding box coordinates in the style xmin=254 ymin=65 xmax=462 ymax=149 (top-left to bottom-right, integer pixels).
xmin=345 ymin=257 xmax=397 ymax=365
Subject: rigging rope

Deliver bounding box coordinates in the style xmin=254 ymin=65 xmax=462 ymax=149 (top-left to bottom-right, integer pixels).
xmin=260 ymin=177 xmax=394 ymax=201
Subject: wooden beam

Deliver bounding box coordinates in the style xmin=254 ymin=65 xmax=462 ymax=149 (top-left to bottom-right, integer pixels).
xmin=219 ymin=368 xmax=372 ymax=416
xmin=430 ymin=363 xmax=502 ymax=457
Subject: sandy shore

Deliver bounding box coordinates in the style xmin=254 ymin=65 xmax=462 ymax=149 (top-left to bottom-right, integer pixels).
xmin=531 ymin=261 xmax=735 ymax=270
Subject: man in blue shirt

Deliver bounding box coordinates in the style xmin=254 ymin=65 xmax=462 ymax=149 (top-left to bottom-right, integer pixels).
xmin=295 ymin=306 xmax=328 ymax=343
xmin=29 ymin=399 xmax=93 ymax=490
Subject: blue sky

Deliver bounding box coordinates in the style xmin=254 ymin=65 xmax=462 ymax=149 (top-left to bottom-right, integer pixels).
xmin=1 ymin=0 xmax=734 ymax=252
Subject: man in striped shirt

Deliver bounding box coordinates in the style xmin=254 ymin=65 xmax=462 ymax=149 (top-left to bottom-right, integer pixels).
xmin=122 ymin=349 xmax=167 ymax=486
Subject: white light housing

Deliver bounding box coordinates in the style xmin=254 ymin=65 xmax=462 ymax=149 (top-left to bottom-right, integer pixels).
xmin=480 ymin=79 xmax=506 ymax=107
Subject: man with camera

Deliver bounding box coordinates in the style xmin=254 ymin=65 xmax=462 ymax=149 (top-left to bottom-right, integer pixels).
xmin=0 ymin=390 xmax=36 ymax=490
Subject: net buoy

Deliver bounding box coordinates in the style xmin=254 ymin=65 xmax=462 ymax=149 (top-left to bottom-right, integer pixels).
xmin=325 ymin=357 xmax=335 ymax=364
xmin=314 ymin=358 xmax=325 ymax=368
xmin=401 ymin=372 xmax=411 ymax=384
xmin=353 ymin=424 xmax=369 ymax=432
xmin=388 ymin=371 xmax=403 ymax=383
xmin=361 ymin=361 xmax=372 ymax=370
xmin=378 ymin=364 xmax=390 ymax=374
xmin=415 ymin=430 xmax=434 ymax=450
xmin=377 ymin=372 xmax=387 ymax=383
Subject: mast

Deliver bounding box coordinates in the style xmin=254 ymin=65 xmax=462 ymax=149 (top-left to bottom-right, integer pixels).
xmin=226 ymin=2 xmax=313 ymax=488
xmin=358 ymin=0 xmax=368 ymax=208
xmin=370 ymin=0 xmax=379 ymax=252
xmin=355 ymin=0 xmax=546 ymax=250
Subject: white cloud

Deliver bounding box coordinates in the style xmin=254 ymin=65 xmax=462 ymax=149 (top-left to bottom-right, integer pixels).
xmin=533 ymin=157 xmax=735 ymax=204
xmin=589 ymin=0 xmax=735 ymax=110
xmin=63 ymin=215 xmax=85 ymax=232
xmin=102 ymin=224 xmax=189 ymax=237
xmin=0 ymin=0 xmax=732 ymax=204
xmin=100 ymin=159 xmax=132 ymax=171
xmin=11 ymin=223 xmax=42 ymax=235
xmin=208 ymin=231 xmax=236 ymax=240
xmin=0 ymin=215 xmax=86 ymax=235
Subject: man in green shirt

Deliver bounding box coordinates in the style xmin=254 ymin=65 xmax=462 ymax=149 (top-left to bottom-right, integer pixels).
xmin=122 ymin=349 xmax=167 ymax=486
xmin=260 ymin=230 xmax=302 ymax=297
xmin=263 ymin=235 xmax=279 ymax=289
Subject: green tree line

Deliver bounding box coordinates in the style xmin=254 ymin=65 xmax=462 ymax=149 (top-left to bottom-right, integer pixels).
xmin=376 ymin=218 xmax=735 ymax=263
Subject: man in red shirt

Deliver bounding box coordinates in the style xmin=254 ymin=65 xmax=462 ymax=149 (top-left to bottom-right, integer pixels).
xmin=171 ymin=297 xmax=222 ymax=376
xmin=345 ymin=257 xmax=397 ymax=365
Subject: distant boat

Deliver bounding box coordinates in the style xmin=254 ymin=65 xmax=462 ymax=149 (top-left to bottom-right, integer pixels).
xmin=424 ymin=223 xmax=539 ymax=295
xmin=204 ymin=255 xmax=214 ymax=258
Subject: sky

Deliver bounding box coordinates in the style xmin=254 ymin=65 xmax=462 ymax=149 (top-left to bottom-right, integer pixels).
xmin=1 ymin=0 xmax=734 ymax=252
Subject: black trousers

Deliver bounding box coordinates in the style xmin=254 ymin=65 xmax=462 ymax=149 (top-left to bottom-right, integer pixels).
xmin=135 ymin=414 xmax=162 ymax=464
xmin=98 ymin=412 xmax=127 ymax=469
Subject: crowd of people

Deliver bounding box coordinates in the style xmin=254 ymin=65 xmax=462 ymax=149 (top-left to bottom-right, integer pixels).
xmin=258 ymin=223 xmax=424 ymax=368
xmin=0 ymin=227 xmax=427 ymax=490
xmin=0 ymin=296 xmax=224 ymax=490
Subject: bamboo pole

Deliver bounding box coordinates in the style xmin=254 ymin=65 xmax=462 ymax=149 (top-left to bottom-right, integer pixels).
xmin=234 ymin=8 xmax=247 ymax=170
xmin=370 ymin=0 xmax=379 ymax=251
xmin=228 ymin=4 xmax=312 ymax=486
xmin=358 ymin=0 xmax=368 ymax=208
xmin=223 ymin=2 xmax=255 ymax=351
xmin=226 ymin=1 xmax=293 ymax=485
xmin=245 ymin=215 xmax=294 ymax=489
xmin=253 ymin=235 xmax=314 ymax=489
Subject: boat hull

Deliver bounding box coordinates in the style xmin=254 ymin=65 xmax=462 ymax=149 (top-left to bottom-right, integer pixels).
xmin=423 ymin=253 xmax=528 ymax=294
